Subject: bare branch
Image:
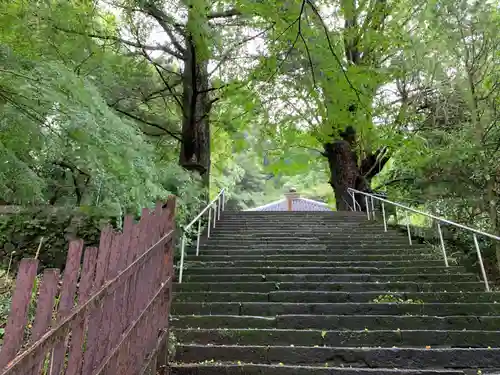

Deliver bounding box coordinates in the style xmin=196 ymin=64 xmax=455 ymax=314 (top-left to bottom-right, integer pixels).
xmin=139 ymin=48 xmax=185 ymax=112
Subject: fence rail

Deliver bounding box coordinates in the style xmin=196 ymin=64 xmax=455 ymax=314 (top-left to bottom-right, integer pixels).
xmin=0 ymin=197 xmax=176 ymax=375
xmin=348 ymin=188 xmax=499 ymax=291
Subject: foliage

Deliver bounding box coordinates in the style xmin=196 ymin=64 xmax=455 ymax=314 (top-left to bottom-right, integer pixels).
xmin=372 ymin=294 xmax=424 ymax=304
xmin=0 ymin=269 xmax=14 ymax=344
xmin=0 ymin=209 xmax=110 ymax=270
xmin=0 ymin=0 xmax=205 ymax=266
xmin=0 ymin=0 xmax=499 ymax=281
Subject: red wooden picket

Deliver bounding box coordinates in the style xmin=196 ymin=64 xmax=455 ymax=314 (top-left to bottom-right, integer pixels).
xmin=0 ymin=196 xmax=176 ymax=375
xmin=0 ymin=259 xmax=38 ymax=369
xmin=65 ymin=246 xmax=98 ymax=375
xmin=49 ymin=240 xmax=83 ymax=375
xmin=31 ymin=269 xmax=59 ymax=374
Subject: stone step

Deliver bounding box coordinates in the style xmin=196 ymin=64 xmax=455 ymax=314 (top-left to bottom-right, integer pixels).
xmin=200 ymin=238 xmax=408 ymax=244
xmin=198 ymin=248 xmax=433 ymax=256
xmin=170 ymin=363 xmax=466 ymax=375
xmin=172 ymin=314 xmax=500 ymax=331
xmin=171 ymin=302 xmax=500 ymax=316
xmin=174 ymin=328 xmax=500 ymax=347
xmin=209 ymin=231 xmax=402 ymax=236
xmin=212 ymin=225 xmax=386 ymax=229
xmin=174 ymin=291 xmax=496 ymax=303
xmin=193 ymin=254 xmax=438 ymax=262
xmin=210 ymin=227 xmax=384 ymax=232
xmin=212 ymin=225 xmax=374 ymax=230
xmin=218 ymin=215 xmax=367 ymax=220
xmin=181 ymin=273 xmax=478 ymax=283
xmin=214 ymin=220 xmax=376 ymax=224
xmin=216 ymin=222 xmax=370 ymax=226
xmin=210 ymin=227 xmax=385 ymax=231
xmin=174 ymin=281 xmax=484 ymax=293
xmin=174 ymin=345 xmax=500 ymax=368
xmin=217 ymin=216 xmax=367 ymax=221
xmin=206 ymin=234 xmax=400 ymax=240
xmin=213 ymin=229 xmax=383 ymax=232
xmin=183 ymin=266 xmax=465 ymax=275
xmin=184 ymin=260 xmax=445 ymax=268
xmin=201 ymin=238 xmax=414 ymax=245
xmin=220 ymin=212 xmax=367 ymax=216
xmin=199 ymin=244 xmax=426 ymax=250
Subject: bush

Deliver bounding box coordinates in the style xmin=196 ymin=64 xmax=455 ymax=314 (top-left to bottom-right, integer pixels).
xmin=0 ymin=207 xmax=119 ymax=271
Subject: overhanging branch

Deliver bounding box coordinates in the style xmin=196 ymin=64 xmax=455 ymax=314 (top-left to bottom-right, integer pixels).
xmin=54 ymin=25 xmax=184 ymax=60
xmin=114 ymin=108 xmax=182 ymax=142
xmin=207 ymin=9 xmax=241 ymax=19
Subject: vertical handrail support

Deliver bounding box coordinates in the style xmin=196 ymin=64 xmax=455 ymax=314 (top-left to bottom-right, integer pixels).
xmin=347 ymin=187 xmax=497 ymax=292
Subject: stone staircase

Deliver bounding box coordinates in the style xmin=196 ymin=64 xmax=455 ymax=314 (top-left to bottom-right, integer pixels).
xmin=170 ymin=211 xmax=500 ymax=374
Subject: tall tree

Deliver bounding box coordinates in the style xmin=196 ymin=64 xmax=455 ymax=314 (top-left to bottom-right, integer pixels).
xmin=52 ymin=0 xmax=273 ymax=200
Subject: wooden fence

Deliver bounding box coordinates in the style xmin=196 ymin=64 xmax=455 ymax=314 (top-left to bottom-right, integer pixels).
xmin=0 ymin=197 xmax=176 ymax=375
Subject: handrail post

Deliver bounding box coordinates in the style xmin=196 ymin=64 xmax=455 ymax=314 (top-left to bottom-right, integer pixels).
xmin=196 ymin=218 xmax=202 ymax=256
xmin=371 ymin=197 xmax=375 ymax=219
xmin=179 ymin=233 xmax=187 ymax=283
xmin=365 ymin=196 xmax=370 ymax=220
xmin=436 ymin=221 xmax=449 ymax=267
xmin=405 ymin=211 xmax=412 ymax=245
xmin=352 ymin=192 xmax=356 ymax=212
xmin=382 ymin=202 xmax=387 ymax=232
xmin=213 ymin=204 xmax=217 ymax=228
xmin=222 ymin=190 xmax=225 ymax=211
xmin=207 ymin=208 xmax=212 ymax=238
xmin=473 ymin=234 xmax=490 ymax=292
xmin=218 ymin=195 xmax=221 ymax=219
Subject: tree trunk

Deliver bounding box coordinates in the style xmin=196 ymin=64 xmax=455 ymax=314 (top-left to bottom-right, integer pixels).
xmin=179 ymin=15 xmax=212 ymax=192
xmin=319 ymin=0 xmax=391 ymax=210
xmin=486 ymin=178 xmax=500 ymax=274
xmin=323 ymin=140 xmax=363 ymax=211
xmin=324 ymin=138 xmax=390 ymax=211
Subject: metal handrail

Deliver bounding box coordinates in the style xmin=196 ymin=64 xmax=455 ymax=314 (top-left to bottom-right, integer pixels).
xmin=347 ymin=187 xmax=499 ymax=291
xmin=178 ymin=188 xmax=226 ymax=283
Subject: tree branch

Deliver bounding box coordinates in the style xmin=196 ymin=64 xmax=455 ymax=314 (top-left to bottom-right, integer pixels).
xmin=113 ymin=108 xmax=182 ymax=142
xmin=53 ymin=25 xmax=185 ymax=60
xmin=53 ymin=161 xmax=90 ymax=177
xmin=208 ymin=25 xmax=274 ymax=76
xmin=298 ymin=5 xmax=316 ymax=88
xmin=207 ymin=9 xmax=241 ymax=19
xmin=305 ymin=0 xmax=364 ymax=104
xmin=361 ymin=147 xmax=390 ymax=179
xmin=74 ymin=52 xmax=95 ymax=75
xmin=142 ymin=3 xmax=186 ymax=54
xmin=138 ymin=48 xmax=185 ymax=113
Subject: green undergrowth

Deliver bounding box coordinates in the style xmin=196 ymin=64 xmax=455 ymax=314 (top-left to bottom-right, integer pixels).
xmin=0 ymin=269 xmax=14 ymax=343
xmin=372 ymin=294 xmax=424 ymax=304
